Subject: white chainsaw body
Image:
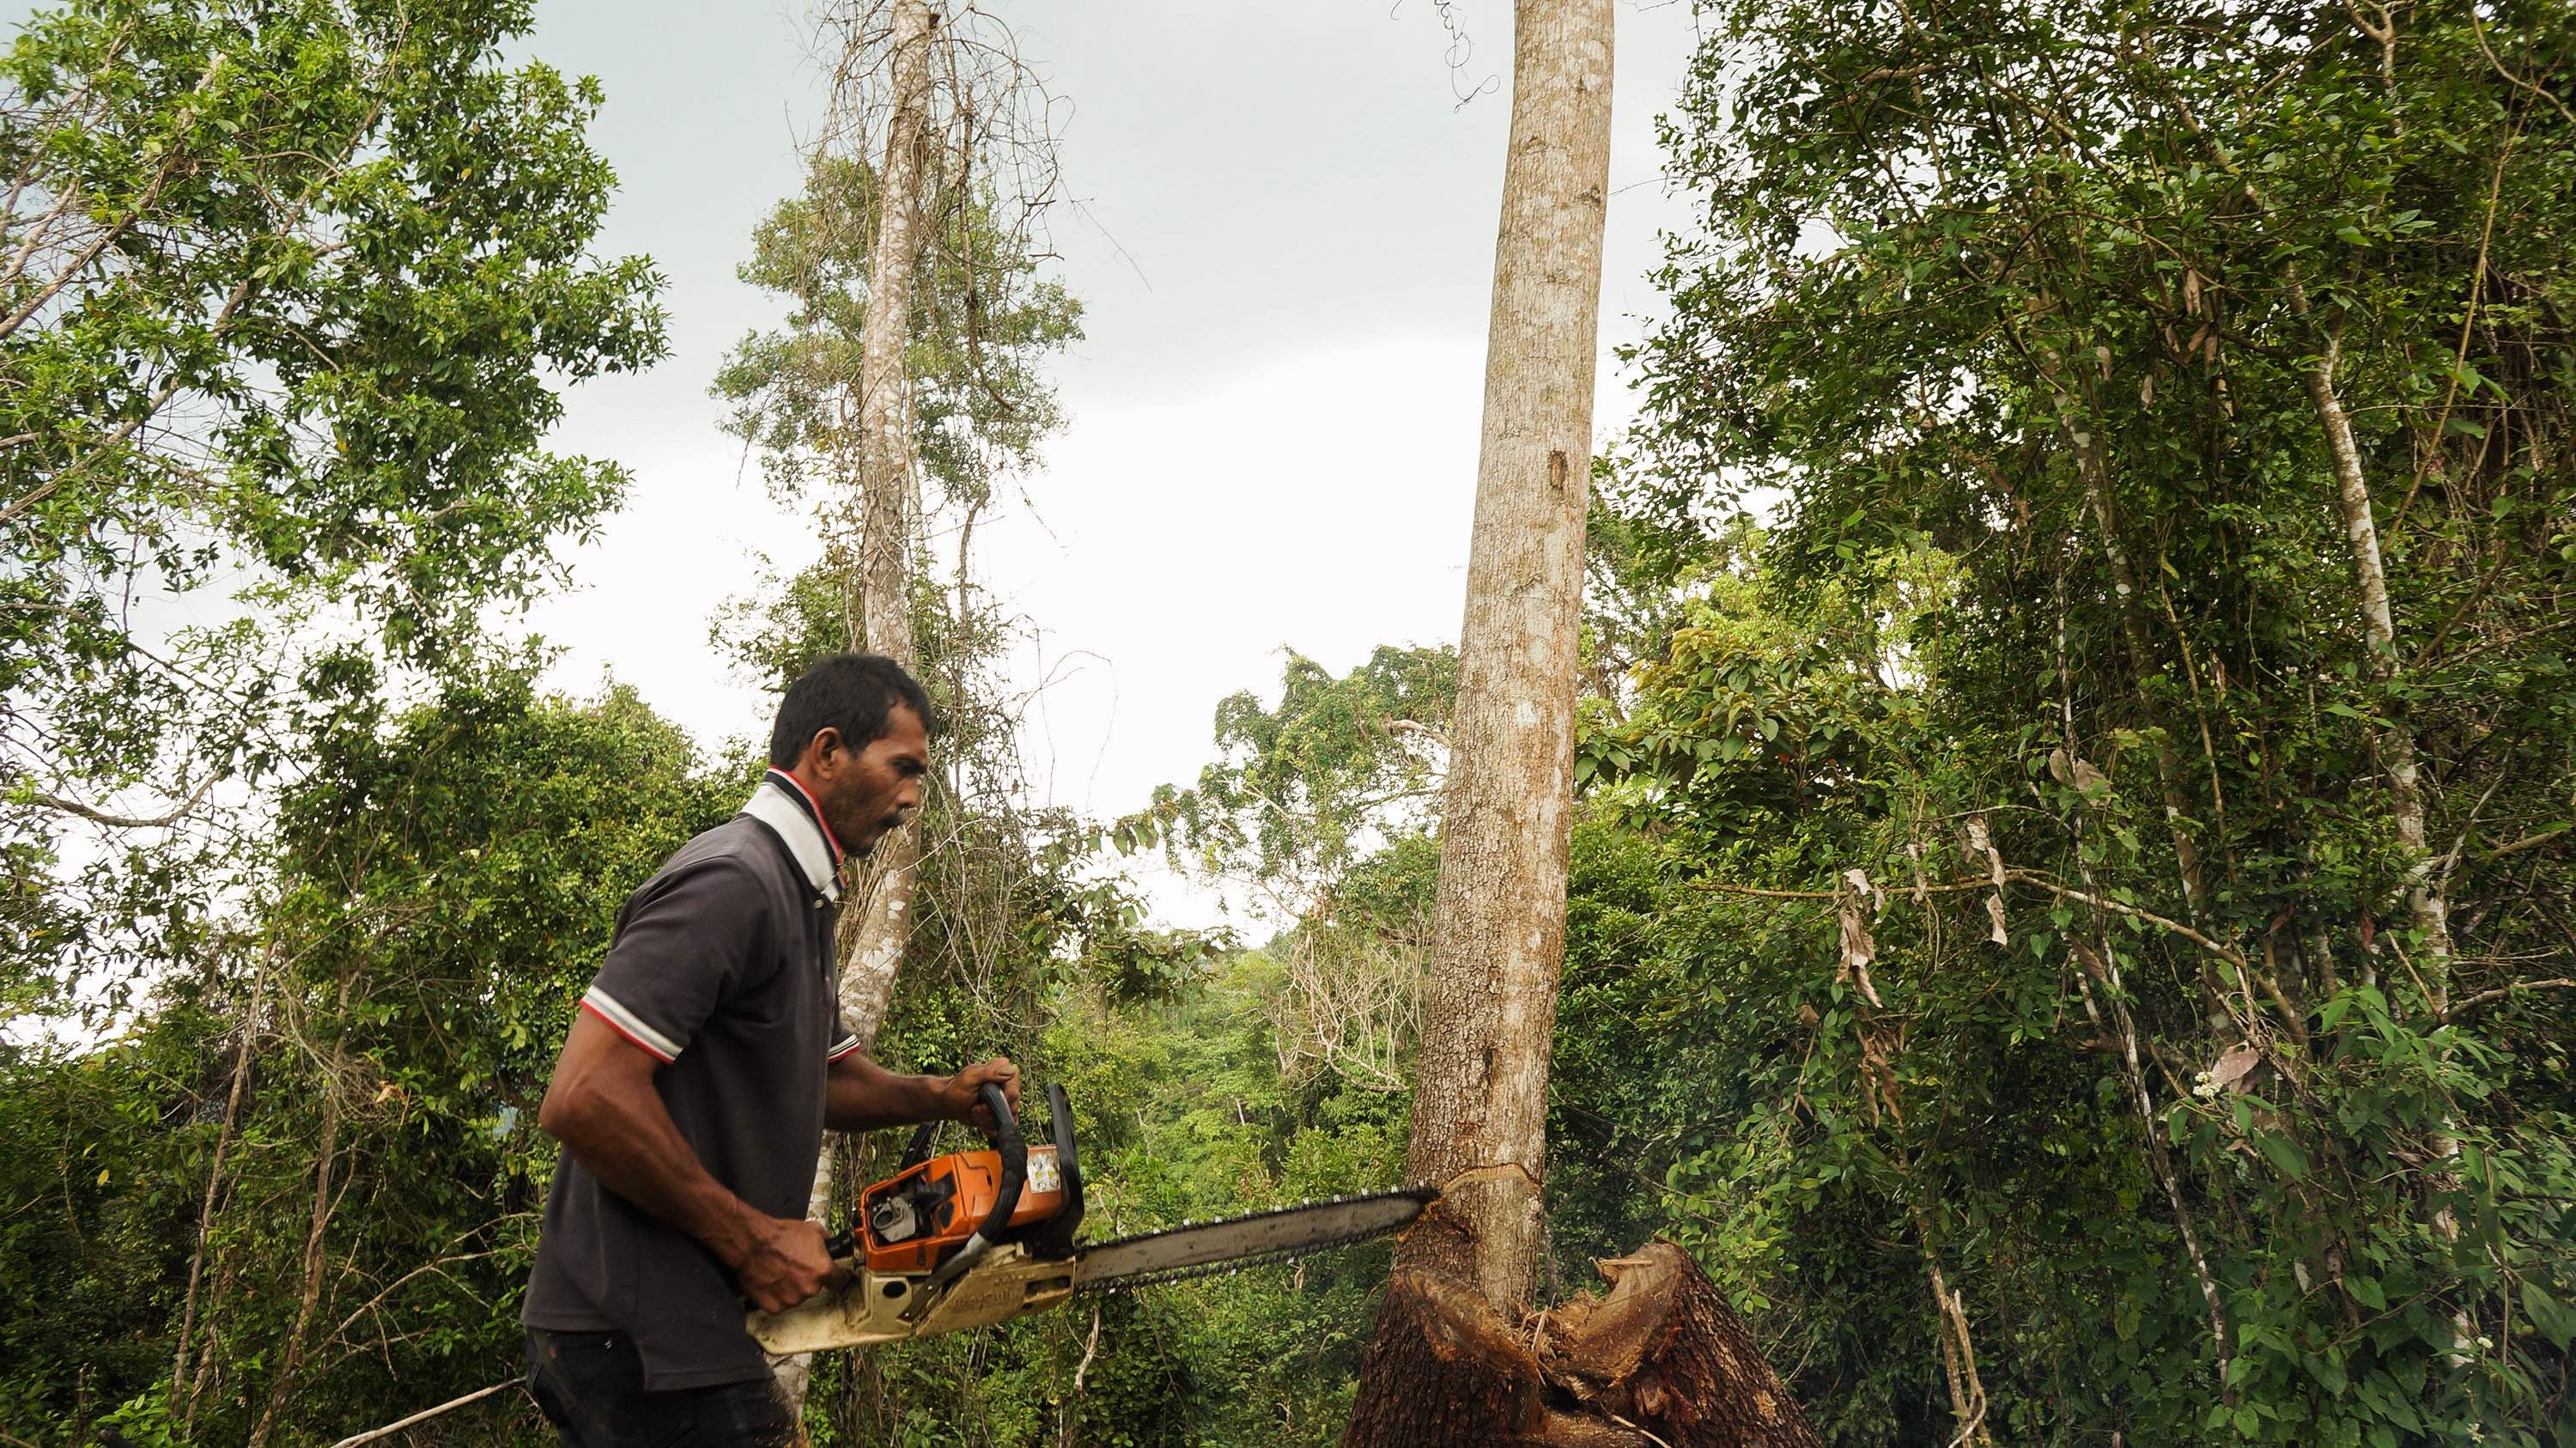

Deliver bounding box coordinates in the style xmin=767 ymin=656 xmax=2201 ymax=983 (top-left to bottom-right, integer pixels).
xmin=750 ymin=1243 xmax=1078 ymax=1355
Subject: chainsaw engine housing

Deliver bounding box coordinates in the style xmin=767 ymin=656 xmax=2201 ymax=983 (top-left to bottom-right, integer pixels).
xmin=859 ymin=1141 xmax=1069 ymax=1275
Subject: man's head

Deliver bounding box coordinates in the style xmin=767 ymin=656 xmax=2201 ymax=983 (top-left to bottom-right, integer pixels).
xmin=769 ymin=654 xmax=933 ymax=858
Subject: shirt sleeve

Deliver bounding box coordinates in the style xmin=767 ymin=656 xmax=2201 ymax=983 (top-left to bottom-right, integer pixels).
xmin=826 ymin=1004 xmax=861 ymax=1064
xmin=580 ymin=858 xmax=769 ymax=1064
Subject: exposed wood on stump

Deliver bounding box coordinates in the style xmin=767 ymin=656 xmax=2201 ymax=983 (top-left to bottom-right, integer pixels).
xmin=1345 ymin=1244 xmax=1821 ymax=1448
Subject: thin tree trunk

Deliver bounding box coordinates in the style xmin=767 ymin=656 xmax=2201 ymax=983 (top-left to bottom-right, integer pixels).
xmin=173 ymin=954 xmax=265 ymax=1434
xmin=1387 ymin=0 xmax=1613 ymax=1317
xmin=246 ymin=1027 xmax=349 ymax=1448
xmin=2052 ymin=390 xmax=2209 ymax=924
xmin=2052 ymin=560 xmax=2233 ymax=1394
xmin=2302 ymin=315 xmax=2475 ymax=1360
xmin=1905 ymin=1202 xmax=1994 ymax=1446
xmin=2070 ymin=945 xmax=2233 ymax=1397
xmin=2304 ymin=321 xmax=2454 ymax=996
xmin=778 ymin=0 xmax=936 ymax=1421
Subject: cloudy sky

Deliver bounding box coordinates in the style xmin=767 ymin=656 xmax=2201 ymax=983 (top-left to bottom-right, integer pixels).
xmin=488 ymin=1 xmax=1703 ymax=925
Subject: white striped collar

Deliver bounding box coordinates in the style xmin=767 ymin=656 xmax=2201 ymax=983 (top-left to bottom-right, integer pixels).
xmin=742 ymin=770 xmax=843 ymax=903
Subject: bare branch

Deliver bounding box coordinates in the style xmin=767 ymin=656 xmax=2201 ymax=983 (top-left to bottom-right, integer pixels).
xmin=323 ymin=1379 xmax=520 ymax=1448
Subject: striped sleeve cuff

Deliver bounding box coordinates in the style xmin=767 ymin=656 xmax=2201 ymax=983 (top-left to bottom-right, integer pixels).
xmin=581 ymin=987 xmax=682 ymax=1063
xmin=826 ymin=1034 xmax=862 ymax=1063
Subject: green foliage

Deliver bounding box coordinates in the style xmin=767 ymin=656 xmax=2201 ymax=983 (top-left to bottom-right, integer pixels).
xmin=1119 ymin=646 xmax=1457 ymax=897
xmin=0 ymin=0 xmax=665 ymax=1019
xmin=711 ymin=151 xmax=1082 ymax=517
xmin=0 ymin=665 xmax=736 ymax=1443
xmin=1559 ymin=0 xmax=2576 ymax=1438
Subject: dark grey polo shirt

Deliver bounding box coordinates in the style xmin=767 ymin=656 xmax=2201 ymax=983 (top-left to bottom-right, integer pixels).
xmin=524 ymin=769 xmax=861 ymax=1390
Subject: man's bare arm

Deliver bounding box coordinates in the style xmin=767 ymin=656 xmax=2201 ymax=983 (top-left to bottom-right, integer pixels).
xmin=826 ymin=1054 xmax=1020 ymax=1133
xmin=538 ymin=1011 xmax=841 ymax=1313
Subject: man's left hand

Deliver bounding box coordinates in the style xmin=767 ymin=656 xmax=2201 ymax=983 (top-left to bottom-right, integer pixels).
xmin=939 ymin=1057 xmax=1021 ymax=1132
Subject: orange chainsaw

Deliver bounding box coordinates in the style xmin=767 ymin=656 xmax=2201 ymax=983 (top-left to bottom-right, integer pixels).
xmin=749 ymin=1083 xmax=1436 ymax=1354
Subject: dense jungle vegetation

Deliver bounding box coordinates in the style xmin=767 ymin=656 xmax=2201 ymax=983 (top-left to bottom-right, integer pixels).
xmin=3 ymin=0 xmax=2572 ymax=1442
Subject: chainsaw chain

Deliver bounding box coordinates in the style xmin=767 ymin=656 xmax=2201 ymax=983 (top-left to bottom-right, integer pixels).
xmin=1072 ymin=1189 xmax=1437 ymax=1296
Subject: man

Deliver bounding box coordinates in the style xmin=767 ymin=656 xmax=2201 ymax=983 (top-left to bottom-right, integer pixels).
xmin=524 ymin=653 xmax=1018 ymax=1445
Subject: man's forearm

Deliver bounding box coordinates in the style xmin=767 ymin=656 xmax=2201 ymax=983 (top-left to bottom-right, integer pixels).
xmin=824 ymin=1055 xmax=957 ymax=1132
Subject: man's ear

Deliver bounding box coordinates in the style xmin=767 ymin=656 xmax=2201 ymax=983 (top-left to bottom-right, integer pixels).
xmin=811 ymin=727 xmax=845 ymax=771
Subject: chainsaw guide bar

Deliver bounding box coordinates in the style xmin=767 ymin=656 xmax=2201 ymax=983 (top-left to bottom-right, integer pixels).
xmin=1071 ymin=1188 xmax=1440 ymax=1294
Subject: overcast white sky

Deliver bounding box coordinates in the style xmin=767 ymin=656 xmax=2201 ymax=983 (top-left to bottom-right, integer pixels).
xmin=499 ymin=0 xmax=1705 ymax=927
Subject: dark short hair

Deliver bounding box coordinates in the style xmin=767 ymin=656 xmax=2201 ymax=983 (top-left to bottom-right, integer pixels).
xmin=768 ymin=654 xmax=933 ymax=768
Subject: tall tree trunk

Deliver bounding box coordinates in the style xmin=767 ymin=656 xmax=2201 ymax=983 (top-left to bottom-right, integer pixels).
xmin=778 ymin=0 xmax=935 ymax=1421
xmin=1388 ymin=0 xmax=1613 ymax=1314
xmin=2304 ymin=317 xmax=2475 ymax=1363
xmin=835 ymin=0 xmax=933 ymax=1048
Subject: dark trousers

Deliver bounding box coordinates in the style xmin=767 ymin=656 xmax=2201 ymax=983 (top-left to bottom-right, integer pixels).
xmin=525 ymin=1327 xmax=799 ymax=1447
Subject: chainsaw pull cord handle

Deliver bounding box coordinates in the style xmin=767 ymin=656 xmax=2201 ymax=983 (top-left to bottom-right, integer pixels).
xmin=910 ymin=1083 xmax=1024 ymax=1311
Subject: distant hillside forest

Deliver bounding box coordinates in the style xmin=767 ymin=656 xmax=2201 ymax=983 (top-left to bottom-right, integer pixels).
xmin=4 ymin=0 xmax=2573 ymax=1444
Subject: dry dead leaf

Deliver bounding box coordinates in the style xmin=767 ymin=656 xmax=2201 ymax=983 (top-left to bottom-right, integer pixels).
xmin=2207 ymin=1043 xmax=2262 ymax=1093
xmin=1838 ymin=868 xmax=1886 ymax=1007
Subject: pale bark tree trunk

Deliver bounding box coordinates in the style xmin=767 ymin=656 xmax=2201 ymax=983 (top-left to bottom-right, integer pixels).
xmin=2305 ymin=323 xmax=2454 ymax=995
xmin=1387 ymin=0 xmax=1613 ymax=1314
xmin=835 ymin=0 xmax=933 ymax=1047
xmin=777 ymin=0 xmax=936 ymax=1421
xmin=2304 ymin=319 xmax=2474 ymax=1361
xmin=2158 ymin=83 xmax=2451 ymax=985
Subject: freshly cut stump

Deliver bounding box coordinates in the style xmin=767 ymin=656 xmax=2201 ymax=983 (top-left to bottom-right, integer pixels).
xmin=1538 ymin=1244 xmax=1823 ymax=1447
xmin=1343 ymin=1243 xmax=1821 ymax=1448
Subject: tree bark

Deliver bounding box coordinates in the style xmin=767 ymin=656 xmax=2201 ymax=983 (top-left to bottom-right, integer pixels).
xmin=1538 ymin=1245 xmax=1823 ymax=1447
xmin=1345 ymin=1270 xmax=1551 ymax=1445
xmin=246 ymin=1025 xmax=349 ymax=1448
xmin=778 ymin=0 xmax=936 ymax=1421
xmin=835 ymin=0 xmax=933 ymax=1047
xmin=2305 ymin=322 xmax=2454 ymax=994
xmin=1344 ymin=1244 xmax=1822 ymax=1448
xmin=1389 ymin=0 xmax=1614 ymax=1315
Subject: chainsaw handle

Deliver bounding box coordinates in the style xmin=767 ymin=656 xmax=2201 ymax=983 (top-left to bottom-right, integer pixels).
xmin=972 ymin=1082 xmax=1027 ymax=1235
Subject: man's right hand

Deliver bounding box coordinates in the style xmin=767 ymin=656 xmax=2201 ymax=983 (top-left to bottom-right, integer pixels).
xmin=732 ymin=1213 xmax=847 ymax=1314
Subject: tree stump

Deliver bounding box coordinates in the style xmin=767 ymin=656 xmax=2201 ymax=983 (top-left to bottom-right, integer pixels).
xmin=1538 ymin=1244 xmax=1823 ymax=1447
xmin=1344 ymin=1242 xmax=1821 ymax=1448
xmin=1343 ymin=1269 xmax=1551 ymax=1445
